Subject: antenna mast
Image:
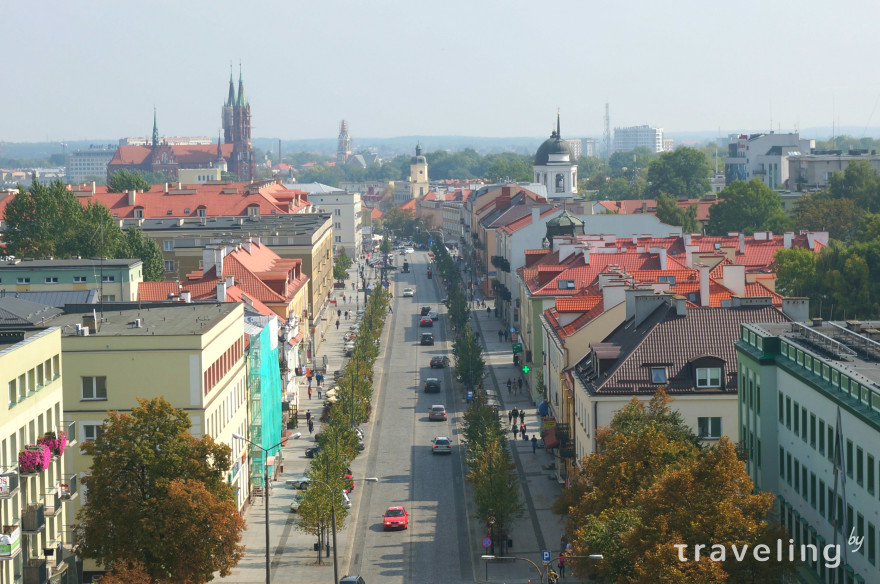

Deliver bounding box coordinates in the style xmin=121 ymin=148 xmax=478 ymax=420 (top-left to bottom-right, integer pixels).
xmin=603 ymin=103 xmax=612 ymax=159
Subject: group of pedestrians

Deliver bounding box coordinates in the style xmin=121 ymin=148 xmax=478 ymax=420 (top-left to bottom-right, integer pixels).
xmin=497 ymin=329 xmax=511 ymax=342
xmin=505 ymin=377 xmax=524 ymax=395
xmin=306 ymin=371 xmax=324 ymax=400
xmin=305 ymin=409 xmax=314 ymax=434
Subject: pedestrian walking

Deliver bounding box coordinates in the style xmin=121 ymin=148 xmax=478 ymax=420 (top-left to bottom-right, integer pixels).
xmin=519 ymin=410 xmax=525 ymax=424
xmin=531 ymin=435 xmax=538 ymax=453
xmin=316 ymin=372 xmax=323 ymax=387
xmin=512 ymin=424 xmax=519 ymax=439
xmin=305 ymin=410 xmax=311 ymax=423
xmin=345 ymin=310 xmax=349 ymax=320
xmin=343 ymin=294 xmax=346 ymax=302
xmin=308 ymin=419 xmax=314 ymax=434
xmin=307 ymin=373 xmax=313 ymax=388
xmin=520 ymin=423 xmax=527 ymax=439
xmin=498 ymin=329 xmax=503 ymax=342
xmin=518 ymin=378 xmax=523 ymax=393
xmin=336 ymin=319 xmax=340 ymax=329
xmin=512 ymin=407 xmax=518 ymax=421
xmin=508 ymin=410 xmax=514 ymax=424
xmin=317 ymin=386 xmax=322 ymax=399
xmin=308 ymin=386 xmax=313 ymax=400
xmin=337 ymin=309 xmax=342 ymax=318
xmin=506 ymin=378 xmax=513 ymax=393
xmin=487 ymin=306 xmax=491 ymax=316
xmin=558 ymin=554 xmax=566 ymax=578
xmin=504 ymin=330 xmax=510 ymax=342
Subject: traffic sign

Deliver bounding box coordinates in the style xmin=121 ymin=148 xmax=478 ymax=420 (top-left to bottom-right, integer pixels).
xmin=542 ymin=550 xmax=551 ymax=562
xmin=509 ymin=327 xmax=516 ymax=333
xmin=512 ymin=342 xmax=523 ymax=354
xmin=482 ymin=538 xmax=492 ymax=548
xmin=522 ymin=365 xmax=530 ymax=374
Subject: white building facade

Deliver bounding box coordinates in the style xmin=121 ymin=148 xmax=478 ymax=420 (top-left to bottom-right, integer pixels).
xmin=613 ymin=125 xmax=664 ymax=153
xmin=725 ymin=133 xmax=815 ymax=190
xmin=308 ymin=187 xmax=363 ymax=259
xmin=533 ymin=115 xmax=578 ymax=199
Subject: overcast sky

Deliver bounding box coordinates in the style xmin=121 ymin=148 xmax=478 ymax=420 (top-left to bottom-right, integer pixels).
xmin=4 ymin=0 xmax=880 ymax=143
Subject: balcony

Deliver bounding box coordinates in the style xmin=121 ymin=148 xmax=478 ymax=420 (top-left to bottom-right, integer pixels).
xmin=59 ymin=475 xmax=77 ymax=502
xmin=22 ymin=504 xmax=45 ymax=534
xmin=23 ymin=557 xmax=46 ymax=584
xmin=0 ymin=471 xmax=20 ymax=499
xmin=59 ymin=421 xmax=76 ymax=448
xmin=0 ymin=525 xmax=21 ymax=559
xmin=45 ymin=489 xmax=61 ymax=517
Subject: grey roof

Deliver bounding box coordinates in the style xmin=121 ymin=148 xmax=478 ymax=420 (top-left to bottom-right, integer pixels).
xmin=0 ymin=296 xmax=63 ymax=327
xmin=293 ymin=183 xmax=343 ymax=194
xmin=575 ymin=304 xmax=790 ymax=395
xmin=122 ymin=212 xmax=331 ymax=238
xmin=0 ymin=258 xmax=142 ymax=269
xmin=50 ymin=303 xmax=240 ymax=337
xmin=1 ymin=289 xmax=98 ymax=307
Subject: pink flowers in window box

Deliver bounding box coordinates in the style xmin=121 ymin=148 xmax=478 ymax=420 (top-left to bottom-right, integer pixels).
xmin=18 ymin=445 xmax=50 ymax=473
xmin=37 ymin=432 xmax=66 ymax=457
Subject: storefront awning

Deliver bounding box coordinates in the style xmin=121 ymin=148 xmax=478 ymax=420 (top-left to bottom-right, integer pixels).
xmin=542 ymin=427 xmax=560 ymax=449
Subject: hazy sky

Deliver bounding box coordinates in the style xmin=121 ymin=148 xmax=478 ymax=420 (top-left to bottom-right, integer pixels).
xmin=4 ymin=0 xmax=880 ymax=143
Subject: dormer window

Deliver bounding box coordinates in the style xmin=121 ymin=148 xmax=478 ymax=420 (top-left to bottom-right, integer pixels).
xmin=248 ymin=206 xmax=259 ymax=217
xmin=557 ymin=280 xmax=575 ymax=290
xmin=197 ymin=207 xmax=206 ymax=217
xmin=696 ymin=367 xmax=722 ymax=388
xmin=658 ymin=275 xmax=675 ymax=284
xmin=651 ymin=367 xmax=667 ymax=384
xmin=184 ymin=208 xmax=191 ymax=214
xmin=134 ymin=207 xmax=144 ymax=219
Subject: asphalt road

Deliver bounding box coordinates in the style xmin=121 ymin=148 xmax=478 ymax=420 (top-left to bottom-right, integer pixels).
xmin=346 ymin=250 xmax=474 ymax=584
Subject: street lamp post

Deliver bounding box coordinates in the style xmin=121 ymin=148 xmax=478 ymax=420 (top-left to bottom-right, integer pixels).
xmin=232 ymin=433 xmax=287 ymax=584
xmin=311 ymin=477 xmax=378 ymax=584
xmin=480 ymin=554 xmax=603 ymax=584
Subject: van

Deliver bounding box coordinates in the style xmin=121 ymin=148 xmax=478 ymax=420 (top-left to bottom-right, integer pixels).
xmin=339 ymin=576 xmax=366 ymax=584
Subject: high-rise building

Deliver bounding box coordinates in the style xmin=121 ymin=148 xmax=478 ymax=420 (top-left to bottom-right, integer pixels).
xmin=66 ymin=145 xmax=116 ymax=183
xmin=613 ymin=125 xmax=664 ymax=153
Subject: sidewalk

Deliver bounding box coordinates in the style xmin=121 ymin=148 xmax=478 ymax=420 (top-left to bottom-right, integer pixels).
xmin=469 ymin=298 xmax=569 ymax=583
xmin=217 ymin=264 xmax=372 ymax=584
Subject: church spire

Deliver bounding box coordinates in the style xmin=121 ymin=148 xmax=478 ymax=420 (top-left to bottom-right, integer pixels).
xmin=556 ymin=108 xmax=561 ymax=138
xmin=152 ymin=106 xmax=159 ymax=148
xmin=217 ymin=130 xmax=223 ymax=159
xmin=236 ymin=65 xmax=246 ymax=107
xmin=226 ymin=63 xmax=235 ymax=106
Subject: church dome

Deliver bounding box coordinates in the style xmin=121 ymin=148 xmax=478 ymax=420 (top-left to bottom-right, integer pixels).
xmin=534 ymin=133 xmax=572 ymax=165
xmin=411 ymin=143 xmax=427 ymax=165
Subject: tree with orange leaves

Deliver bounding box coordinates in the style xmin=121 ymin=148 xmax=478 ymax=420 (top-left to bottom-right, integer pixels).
xmin=558 ymin=389 xmax=791 ymax=583
xmin=76 ymin=398 xmax=244 ymax=583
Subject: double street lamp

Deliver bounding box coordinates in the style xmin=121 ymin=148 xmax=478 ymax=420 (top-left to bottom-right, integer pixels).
xmin=232 ymin=432 xmax=287 ymax=584
xmin=311 ymin=476 xmax=378 ymax=584
xmin=481 ymin=554 xmax=603 ymax=584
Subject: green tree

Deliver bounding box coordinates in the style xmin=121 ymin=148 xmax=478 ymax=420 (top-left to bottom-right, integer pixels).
xmin=774 ymin=247 xmax=818 ymax=299
xmin=333 ymin=248 xmax=352 ymax=282
xmin=119 ymin=227 xmax=165 ymax=281
xmin=655 ymin=193 xmax=699 ymax=232
xmin=706 ymin=179 xmax=791 ymax=235
xmin=645 ymin=147 xmax=711 ymax=199
xmin=379 ymin=234 xmax=392 ymax=255
xmin=826 ymin=159 xmax=880 ymax=212
xmin=453 ymin=327 xmax=485 ymax=391
xmin=2 ymin=179 xmax=84 ymax=257
xmin=107 ymin=169 xmax=152 ymax=193
xmin=792 ymin=194 xmax=863 ymax=242
xmin=77 ymin=398 xmax=244 ymax=583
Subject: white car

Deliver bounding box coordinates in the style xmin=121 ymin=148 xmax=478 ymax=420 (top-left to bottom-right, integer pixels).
xmin=402 ymin=288 xmax=415 ymax=297
xmin=405 ymin=248 xmax=415 ymax=254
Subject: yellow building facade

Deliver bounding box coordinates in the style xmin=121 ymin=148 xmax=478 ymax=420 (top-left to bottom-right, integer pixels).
xmin=409 ymin=144 xmax=429 ymax=198
xmin=0 ymin=328 xmax=77 ymax=584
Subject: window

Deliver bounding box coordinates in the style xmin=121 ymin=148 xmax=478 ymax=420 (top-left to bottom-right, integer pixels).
xmin=779 ymin=447 xmax=785 ymax=478
xmin=651 ymin=368 xmax=667 ymax=384
xmin=786 ymin=396 xmax=791 ymax=428
xmin=810 ymin=414 xmax=816 ymax=447
xmin=134 ymin=208 xmax=144 ymax=219
xmin=857 ymin=447 xmax=864 ymax=485
xmin=16 ymin=277 xmax=30 ymax=284
xmin=335 ymin=236 xmax=342 ymax=243
xmin=869 ymin=455 xmax=875 ymax=495
xmin=73 ymin=275 xmax=87 ymax=283
xmin=794 ymin=460 xmax=800 ymax=492
xmin=184 ymin=208 xmax=191 ymax=214
xmin=8 ymin=381 xmax=16 ymax=406
xmin=819 ymin=479 xmax=826 ymax=517
xmin=810 ymin=473 xmax=817 ymax=508
xmin=335 ymin=222 xmax=341 ymax=229
xmin=658 ymin=275 xmax=675 ymax=284
xmin=869 ymin=522 xmax=876 ymax=565
xmin=197 ymin=208 xmax=206 ymax=217
xmin=786 ymin=453 xmax=792 ymax=485
xmin=793 ymin=403 xmax=799 ymax=435
xmin=778 ymin=394 xmax=784 ymax=422
xmin=81 ymin=376 xmax=107 ymax=400
xmin=847 ymin=439 xmax=854 ymax=479
xmin=696 ymin=367 xmax=721 ymax=388
xmin=44 ymin=277 xmax=58 ymax=284
xmin=164 ymin=260 xmax=175 ymax=272
xmin=697 ymin=417 xmax=721 ymax=439
xmin=334 ymin=209 xmax=341 ymax=216
xmin=819 ymin=419 xmax=825 ymax=454
xmin=82 ymin=424 xmax=103 ymax=441
xmin=163 ymin=240 xmax=175 ymax=251
xmin=801 ymin=408 xmax=807 ymax=441
xmin=102 ymin=275 xmax=115 ymax=283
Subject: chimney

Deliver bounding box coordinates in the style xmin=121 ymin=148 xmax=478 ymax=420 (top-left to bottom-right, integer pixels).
xmin=846 ymin=320 xmax=862 ymax=332
xmin=181 ymin=291 xmax=192 ymax=303
xmin=226 ymin=275 xmax=234 ymax=288
xmin=721 ymin=264 xmax=745 ymax=296
xmin=91 ymin=181 xmax=96 ymax=195
xmin=782 ymin=297 xmax=809 ymax=322
xmin=697 ymin=263 xmax=711 ymax=307
xmin=624 ymin=286 xmax=655 ymax=322
xmin=783 ymin=232 xmax=794 ymax=249
xmin=683 ymin=233 xmax=692 ymax=246
xmin=601 ymin=282 xmax=627 ymax=309
xmin=243 ymin=239 xmax=252 ymax=253
xmin=217 ymin=279 xmax=227 ymax=302
xmin=807 ymin=232 xmax=816 ymax=250
xmin=684 ymin=244 xmax=699 ymax=268
xmin=82 ymin=314 xmax=98 ymax=334
xmin=632 ymin=235 xmax=638 ymax=245
xmin=253 ymin=236 xmax=261 ymax=247
xmin=675 ymin=295 xmax=687 ymax=316
xmin=739 ymin=233 xmax=745 ymax=254
xmin=811 ymin=317 xmax=824 ymax=327
xmin=532 ymin=207 xmax=540 ymax=224
xmin=177 ymin=182 xmax=182 ymax=190
xmin=127 ymin=189 xmax=136 ymax=206
xmin=649 ymin=246 xmax=667 ymax=270
xmin=164 ymin=182 xmax=169 ymax=193
xmin=634 ymin=293 xmax=670 ymax=327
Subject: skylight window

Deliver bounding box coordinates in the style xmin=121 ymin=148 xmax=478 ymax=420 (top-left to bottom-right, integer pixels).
xmin=651 ymin=367 xmax=667 ymax=384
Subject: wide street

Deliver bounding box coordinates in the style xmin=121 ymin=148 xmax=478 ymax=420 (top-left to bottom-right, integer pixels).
xmin=218 ymin=249 xmax=567 ymax=584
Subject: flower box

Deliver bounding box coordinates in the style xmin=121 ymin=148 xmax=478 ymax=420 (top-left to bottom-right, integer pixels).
xmin=37 ymin=432 xmax=66 ymax=457
xmin=18 ymin=445 xmax=50 ymax=474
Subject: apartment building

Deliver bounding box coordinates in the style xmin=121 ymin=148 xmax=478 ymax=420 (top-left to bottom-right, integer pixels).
xmin=0 ymin=328 xmax=78 ymax=584
xmin=737 ymin=318 xmax=880 ymax=583
xmin=613 ymin=125 xmax=664 ymax=153
xmin=0 ymin=258 xmax=143 ymax=302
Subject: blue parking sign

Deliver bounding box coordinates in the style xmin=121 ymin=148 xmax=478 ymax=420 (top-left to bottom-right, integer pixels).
xmin=542 ymin=550 xmax=551 ymax=562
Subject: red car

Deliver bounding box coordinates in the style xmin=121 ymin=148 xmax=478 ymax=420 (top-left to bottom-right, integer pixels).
xmin=419 ymin=317 xmax=433 ymax=327
xmin=382 ymin=506 xmax=409 ymax=530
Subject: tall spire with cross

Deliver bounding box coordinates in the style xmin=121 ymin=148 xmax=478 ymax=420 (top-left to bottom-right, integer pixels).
xmin=152 ymin=106 xmax=159 ymax=148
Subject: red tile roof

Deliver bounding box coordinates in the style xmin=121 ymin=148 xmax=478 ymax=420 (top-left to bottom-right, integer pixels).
xmin=109 ymin=144 xmax=235 ymax=167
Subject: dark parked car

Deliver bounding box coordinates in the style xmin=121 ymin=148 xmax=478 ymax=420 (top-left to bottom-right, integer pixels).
xmin=430 ymin=356 xmax=450 ymax=368
xmin=424 ymin=378 xmax=441 ymax=393
xmin=305 ymin=444 xmax=322 ymax=458
xmin=420 ymin=306 xmax=432 ymax=316
xmin=419 ymin=317 xmax=433 ymax=327
xmin=420 ymin=333 xmax=434 ymax=346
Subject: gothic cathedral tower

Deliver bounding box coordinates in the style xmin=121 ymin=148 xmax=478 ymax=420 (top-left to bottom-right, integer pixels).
xmin=337 ymin=120 xmax=352 ymax=165
xmin=221 ymin=67 xmax=256 ymax=182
